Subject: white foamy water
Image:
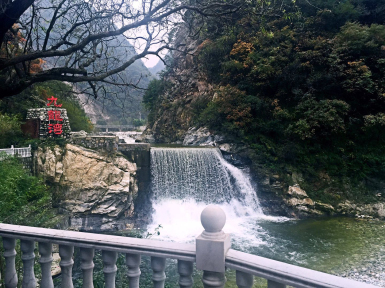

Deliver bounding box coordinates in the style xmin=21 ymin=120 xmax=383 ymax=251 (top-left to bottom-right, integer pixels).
xmin=147 ymin=198 xmax=290 ymax=247
xmin=147 ymin=148 xmax=290 ymax=247
xmin=115 ymin=131 xmax=141 ymax=143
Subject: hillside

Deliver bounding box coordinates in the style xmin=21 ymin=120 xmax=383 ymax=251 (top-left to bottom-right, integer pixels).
xmin=149 ymin=60 xmax=166 ymax=79
xmin=143 ymin=0 xmax=385 ymax=204
xmin=77 ymin=56 xmax=152 ymax=126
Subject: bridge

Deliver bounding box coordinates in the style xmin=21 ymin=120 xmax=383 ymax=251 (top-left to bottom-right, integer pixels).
xmin=0 ymin=206 xmax=378 ymax=288
xmin=94 ymin=125 xmax=135 ymax=132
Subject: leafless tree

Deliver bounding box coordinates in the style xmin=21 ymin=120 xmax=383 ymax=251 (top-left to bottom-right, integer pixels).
xmin=0 ymin=0 xmax=238 ymax=99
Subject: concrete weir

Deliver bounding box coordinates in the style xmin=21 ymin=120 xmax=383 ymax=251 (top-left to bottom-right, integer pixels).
xmin=118 ymin=143 xmax=151 ymax=192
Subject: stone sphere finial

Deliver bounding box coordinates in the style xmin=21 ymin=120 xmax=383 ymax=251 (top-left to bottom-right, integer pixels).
xmin=200 ymin=205 xmax=226 ymax=233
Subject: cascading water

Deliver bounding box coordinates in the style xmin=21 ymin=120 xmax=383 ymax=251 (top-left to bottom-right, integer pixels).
xmin=146 ymin=148 xmax=385 ymax=286
xmin=147 ymin=147 xmax=283 ymax=245
xmin=151 ymin=147 xmax=262 ymax=213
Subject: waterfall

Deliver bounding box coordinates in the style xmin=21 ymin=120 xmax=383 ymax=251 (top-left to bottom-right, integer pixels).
xmin=150 ymin=147 xmax=262 ymax=214
xmin=147 ymin=147 xmax=281 ymax=244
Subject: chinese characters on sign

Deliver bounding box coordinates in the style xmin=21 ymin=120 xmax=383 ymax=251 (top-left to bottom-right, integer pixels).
xmin=46 ymin=96 xmax=63 ymax=135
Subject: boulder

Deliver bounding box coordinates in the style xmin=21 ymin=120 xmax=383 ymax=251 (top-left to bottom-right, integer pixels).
xmin=35 ymin=144 xmax=138 ymax=221
xmin=287 ymin=185 xmax=309 ymax=199
xmin=183 ymin=127 xmax=214 ymax=146
xmin=315 ymin=202 xmax=335 ymax=212
xmin=287 ymin=197 xmax=314 ymax=207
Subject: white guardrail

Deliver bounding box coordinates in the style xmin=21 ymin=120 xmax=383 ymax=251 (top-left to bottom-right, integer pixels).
xmin=0 ymin=145 xmax=32 ymax=158
xmin=0 ymin=206 xmax=380 ymax=288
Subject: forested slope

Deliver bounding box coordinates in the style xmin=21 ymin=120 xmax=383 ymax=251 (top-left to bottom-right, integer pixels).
xmin=144 ymin=0 xmax=385 ymax=203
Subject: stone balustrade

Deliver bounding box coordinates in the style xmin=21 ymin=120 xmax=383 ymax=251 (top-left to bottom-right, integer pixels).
xmin=0 ymin=145 xmax=32 ymax=158
xmin=0 ymin=206 xmax=380 ymax=288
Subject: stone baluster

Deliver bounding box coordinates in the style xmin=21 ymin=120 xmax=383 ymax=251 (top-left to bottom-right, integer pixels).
xmin=151 ymin=256 xmax=166 ymax=288
xmin=80 ymin=247 xmax=94 ymax=288
xmin=196 ymin=205 xmax=231 ymax=288
xmin=236 ymin=270 xmax=253 ymax=288
xmin=177 ymin=260 xmax=193 ymax=288
xmin=20 ymin=240 xmax=36 ymax=288
xmin=126 ymin=253 xmax=141 ymax=288
xmin=3 ymin=237 xmax=17 ymax=288
xmin=267 ymin=280 xmax=286 ymax=288
xmin=202 ymin=271 xmax=226 ymax=288
xmin=59 ymin=245 xmax=74 ymax=288
xmin=102 ymin=250 xmax=117 ymax=288
xmin=38 ymin=242 xmax=54 ymax=288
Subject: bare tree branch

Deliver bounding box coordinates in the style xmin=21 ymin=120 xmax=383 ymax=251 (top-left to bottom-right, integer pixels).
xmin=0 ymin=0 xmax=240 ymax=99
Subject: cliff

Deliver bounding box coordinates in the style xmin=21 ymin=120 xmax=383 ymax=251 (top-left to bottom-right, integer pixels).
xmin=143 ymin=24 xmax=215 ymax=143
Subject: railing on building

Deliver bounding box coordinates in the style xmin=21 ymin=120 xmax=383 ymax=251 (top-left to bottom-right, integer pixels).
xmin=0 ymin=206 xmax=379 ymax=288
xmin=0 ymin=145 xmax=32 ymax=158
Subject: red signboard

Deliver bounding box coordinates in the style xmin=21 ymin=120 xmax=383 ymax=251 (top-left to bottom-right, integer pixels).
xmin=47 ymin=96 xmax=63 ymax=135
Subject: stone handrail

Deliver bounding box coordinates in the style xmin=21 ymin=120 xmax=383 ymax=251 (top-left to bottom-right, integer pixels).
xmin=225 ymin=250 xmax=371 ymax=288
xmin=0 ymin=224 xmax=195 ymax=261
xmin=0 ymin=206 xmax=380 ymax=288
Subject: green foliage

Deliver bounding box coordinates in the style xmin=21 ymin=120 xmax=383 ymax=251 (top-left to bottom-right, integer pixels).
xmin=0 ymin=80 xmax=93 ymax=141
xmin=132 ymin=118 xmax=146 ymax=127
xmin=288 ymin=99 xmax=350 ymax=141
xmin=0 ymin=113 xmax=24 ymax=148
xmin=35 ymin=81 xmax=94 ymax=132
xmin=0 ymin=153 xmax=49 ymax=223
xmin=188 ymin=0 xmax=385 ymax=192
xmin=143 ymin=79 xmax=171 ymax=125
xmin=197 ymin=35 xmax=236 ymax=82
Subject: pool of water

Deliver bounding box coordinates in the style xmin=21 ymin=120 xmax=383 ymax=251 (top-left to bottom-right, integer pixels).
xmin=146 ymin=214 xmax=385 ymax=287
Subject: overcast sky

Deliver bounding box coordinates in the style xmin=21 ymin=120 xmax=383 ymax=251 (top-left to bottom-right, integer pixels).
xmin=130 ymin=0 xmax=169 ymax=68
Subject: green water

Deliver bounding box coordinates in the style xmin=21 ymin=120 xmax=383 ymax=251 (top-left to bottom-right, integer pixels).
xmin=132 ymin=217 xmax=385 ymax=288
xmin=239 ymin=217 xmax=385 ymax=275
xmin=197 ymin=217 xmax=385 ymax=287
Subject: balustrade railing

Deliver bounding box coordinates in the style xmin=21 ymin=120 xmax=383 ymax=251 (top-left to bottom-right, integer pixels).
xmin=0 ymin=206 xmax=380 ymax=288
xmin=0 ymin=145 xmax=32 ymax=158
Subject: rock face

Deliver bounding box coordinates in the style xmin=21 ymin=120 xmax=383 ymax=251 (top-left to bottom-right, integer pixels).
xmin=141 ymin=24 xmax=216 ymax=144
xmin=337 ymin=201 xmax=385 ymax=219
xmin=281 ymin=184 xmax=385 ymax=220
xmin=284 ymin=185 xmax=324 ymax=216
xmin=183 ymin=127 xmax=225 ymax=146
xmin=35 ymin=144 xmax=138 ymax=230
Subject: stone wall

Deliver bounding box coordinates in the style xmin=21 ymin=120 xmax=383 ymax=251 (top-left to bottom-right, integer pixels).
xmin=70 ymin=135 xmax=119 ymax=153
xmin=118 ymin=143 xmax=151 ymax=192
xmin=26 ymin=108 xmax=71 ymax=139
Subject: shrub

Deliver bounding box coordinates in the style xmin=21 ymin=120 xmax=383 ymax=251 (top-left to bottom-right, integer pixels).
xmin=0 ymin=153 xmax=48 ymax=222
xmin=0 ymin=113 xmax=24 ymax=148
